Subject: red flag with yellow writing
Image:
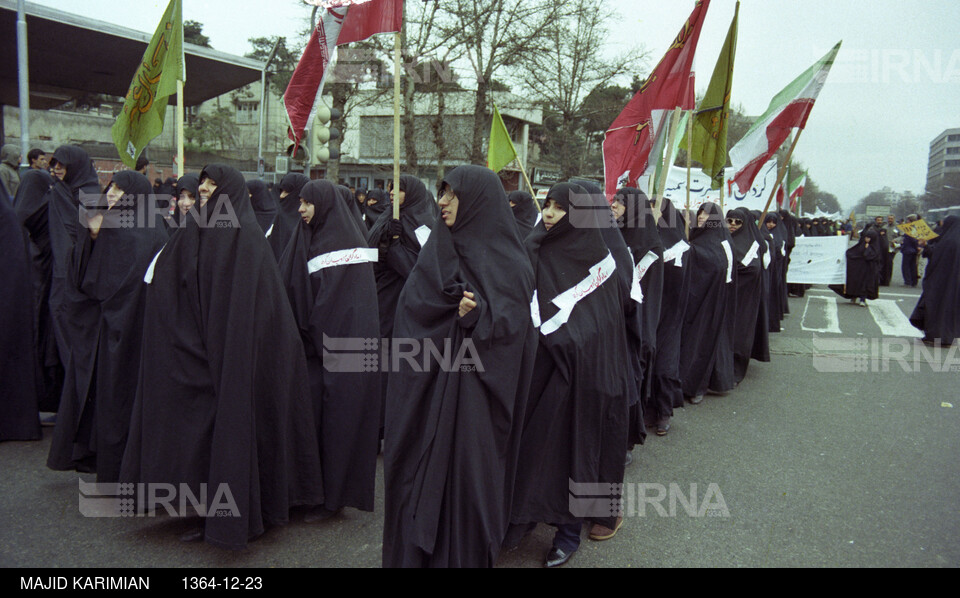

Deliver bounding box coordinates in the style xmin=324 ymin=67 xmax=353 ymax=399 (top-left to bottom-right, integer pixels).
xmin=602 ymin=0 xmax=710 ymax=196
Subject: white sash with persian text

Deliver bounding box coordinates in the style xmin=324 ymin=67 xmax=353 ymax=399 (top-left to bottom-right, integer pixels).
xmin=539 ymin=252 xmax=616 ymax=336
xmin=630 ymin=250 xmax=660 ymax=304
xmin=143 ymin=245 xmax=165 ymax=284
xmin=307 ymin=247 xmax=378 ymax=274
xmin=662 ymin=240 xmax=690 ymax=268
xmin=721 ymin=240 xmax=734 ymax=283
xmin=741 ymin=240 xmax=760 ymax=266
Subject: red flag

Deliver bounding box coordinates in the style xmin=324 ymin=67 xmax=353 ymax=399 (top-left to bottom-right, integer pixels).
xmin=284 ymin=2 xmax=403 ymax=151
xmin=776 ymin=184 xmax=784 ymax=208
xmin=338 ymin=0 xmax=402 ymax=45
xmin=602 ymin=0 xmax=710 ymax=196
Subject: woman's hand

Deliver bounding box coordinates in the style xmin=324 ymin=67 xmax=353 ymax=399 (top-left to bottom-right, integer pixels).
xmin=459 ymin=291 xmax=477 ymax=318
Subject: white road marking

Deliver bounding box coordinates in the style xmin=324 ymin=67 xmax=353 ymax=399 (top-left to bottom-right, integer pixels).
xmin=800 ymin=296 xmax=842 ymax=334
xmin=867 ymin=299 xmax=923 ymax=338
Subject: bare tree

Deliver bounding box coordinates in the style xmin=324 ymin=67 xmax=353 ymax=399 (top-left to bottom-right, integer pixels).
xmin=519 ymin=0 xmax=647 ymax=179
xmin=441 ymin=0 xmax=567 ymax=165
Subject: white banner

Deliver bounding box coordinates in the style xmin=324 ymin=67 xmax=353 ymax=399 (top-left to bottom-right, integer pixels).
xmin=786 ymin=237 xmax=848 ymax=285
xmin=638 ymin=159 xmax=779 ymax=214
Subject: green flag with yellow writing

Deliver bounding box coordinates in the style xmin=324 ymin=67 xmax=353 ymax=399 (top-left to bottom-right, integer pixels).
xmin=487 ymin=104 xmax=517 ymax=173
xmin=112 ymin=0 xmax=184 ymax=168
xmin=681 ymin=1 xmax=738 ymax=189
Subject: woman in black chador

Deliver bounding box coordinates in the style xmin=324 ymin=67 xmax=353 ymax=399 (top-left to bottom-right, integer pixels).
xmin=120 ymin=164 xmax=323 ymax=550
xmin=246 ymin=179 xmax=284 ymax=260
xmin=47 ymin=171 xmax=167 ymax=482
xmin=278 ymin=179 xmax=381 ymax=521
xmin=382 ymin=165 xmax=537 ymax=568
xmin=910 ymin=216 xmax=960 ymax=346
xmin=507 ymin=190 xmax=539 ymax=239
xmin=509 ymin=183 xmax=630 ymax=567
xmin=726 ymin=208 xmax=765 ymax=384
xmin=829 ymin=225 xmax=882 ymax=307
xmin=613 ymin=188 xmax=664 ymax=438
xmin=680 ymin=202 xmax=737 ymax=403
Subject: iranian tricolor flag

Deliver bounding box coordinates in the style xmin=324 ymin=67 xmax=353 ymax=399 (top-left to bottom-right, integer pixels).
xmin=788 ymin=171 xmax=806 ymax=211
xmin=729 ymin=41 xmax=841 ymax=193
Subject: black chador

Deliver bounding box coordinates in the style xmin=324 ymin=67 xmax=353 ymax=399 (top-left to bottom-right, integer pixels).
xmin=830 ymin=225 xmax=882 ymax=302
xmin=273 ymin=172 xmax=311 ymax=260
xmin=246 ymin=179 xmax=284 ymax=260
xmin=510 ymin=183 xmax=630 ymax=534
xmin=337 ymin=184 xmax=367 ymax=235
xmin=507 ymin=190 xmax=539 ymax=239
xmin=910 ymin=216 xmax=960 ymax=345
xmin=362 ymin=189 xmax=390 ymax=231
xmin=680 ymin=202 xmax=736 ymax=400
xmin=0 ymin=184 xmax=42 ymax=441
xmin=278 ymin=179 xmax=381 ymax=516
xmin=13 ymin=169 xmax=63 ymax=412
xmin=726 ymin=208 xmax=765 ymax=384
xmin=615 ymin=188 xmax=664 ymax=439
xmin=382 ymin=165 xmax=537 ymax=568
xmin=650 ymin=198 xmax=691 ymax=416
xmin=366 ymin=176 xmax=437 ymax=437
xmin=120 ymin=164 xmax=323 ymax=550
xmin=47 ymin=172 xmax=167 ymax=482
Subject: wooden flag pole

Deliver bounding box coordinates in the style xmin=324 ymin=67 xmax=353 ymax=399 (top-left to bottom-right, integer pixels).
xmin=514 ymin=155 xmax=541 ymax=213
xmin=392 ymin=31 xmax=401 ymax=222
xmin=685 ymin=109 xmax=692 ymax=238
xmin=760 ymin=128 xmax=803 ymax=222
xmin=176 ymin=79 xmax=184 ymax=177
xmin=653 ymin=107 xmax=683 ymax=221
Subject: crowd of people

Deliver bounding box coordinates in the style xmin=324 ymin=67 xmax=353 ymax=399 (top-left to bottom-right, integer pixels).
xmin=1 ymin=143 xmax=958 ymax=567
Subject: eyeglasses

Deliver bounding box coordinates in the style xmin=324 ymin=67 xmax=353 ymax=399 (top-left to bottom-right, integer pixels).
xmin=726 ymin=218 xmax=743 ymax=225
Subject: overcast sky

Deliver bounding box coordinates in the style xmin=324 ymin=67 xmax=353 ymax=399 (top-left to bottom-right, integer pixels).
xmin=30 ymin=0 xmax=960 ymax=210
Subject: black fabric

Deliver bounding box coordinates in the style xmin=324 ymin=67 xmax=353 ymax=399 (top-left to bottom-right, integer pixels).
xmin=511 ymin=182 xmax=629 ymax=529
xmin=507 ymin=190 xmax=538 ymax=239
xmin=47 ymin=171 xmax=167 ymax=481
xmin=680 ymin=202 xmax=736 ymax=397
xmin=0 ymin=183 xmax=42 ymax=441
xmin=363 ymin=189 xmax=391 ymax=230
xmin=878 ymin=225 xmax=894 ymax=286
xmin=727 ymin=208 xmax=764 ymax=383
xmin=382 ymin=165 xmax=537 ymax=568
xmin=616 ymin=187 xmax=664 ymax=442
xmin=278 ymin=179 xmax=380 ymax=512
xmin=761 ymin=213 xmax=786 ymax=331
xmin=365 ymin=176 xmax=437 ymax=435
xmin=910 ymin=216 xmax=960 ymax=344
xmin=829 ymin=226 xmax=882 ymax=300
xmin=14 ymin=169 xmax=63 ymax=412
xmin=337 ymin=184 xmax=367 ymax=236
xmin=275 ymin=172 xmax=310 ymax=259
xmin=247 ymin=179 xmax=286 ymax=260
xmin=120 ymin=164 xmax=324 ymax=550
xmin=745 ymin=211 xmax=771 ymax=364
xmin=650 ymin=199 xmax=691 ymax=413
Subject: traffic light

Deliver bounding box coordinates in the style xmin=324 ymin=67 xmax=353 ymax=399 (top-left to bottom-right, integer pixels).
xmin=312 ymin=105 xmax=342 ymax=163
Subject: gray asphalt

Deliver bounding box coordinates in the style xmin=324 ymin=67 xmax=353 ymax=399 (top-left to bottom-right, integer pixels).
xmin=2 ymin=253 xmax=958 ymax=568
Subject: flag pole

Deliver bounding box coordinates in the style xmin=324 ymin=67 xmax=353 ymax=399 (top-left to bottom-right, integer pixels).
xmin=760 ymin=129 xmax=803 ymax=222
xmin=177 ymin=79 xmax=184 ymax=177
xmin=653 ymin=107 xmax=683 ymax=221
xmin=392 ymin=31 xmax=401 ymax=222
xmin=515 ymin=155 xmax=541 ymax=213
xmin=685 ymin=109 xmax=692 ymax=238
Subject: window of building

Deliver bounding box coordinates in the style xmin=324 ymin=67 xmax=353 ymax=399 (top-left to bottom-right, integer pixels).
xmin=948 ymin=134 xmax=960 ymax=142
xmin=945 ymin=160 xmax=960 ymax=167
xmin=947 ymin=147 xmax=960 ymax=155
xmin=236 ymin=101 xmax=260 ymax=125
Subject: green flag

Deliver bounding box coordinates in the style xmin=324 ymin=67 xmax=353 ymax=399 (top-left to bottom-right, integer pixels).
xmin=682 ymin=0 xmax=738 ymax=189
xmin=487 ymin=104 xmax=517 ymax=173
xmin=112 ymin=0 xmax=184 ymax=168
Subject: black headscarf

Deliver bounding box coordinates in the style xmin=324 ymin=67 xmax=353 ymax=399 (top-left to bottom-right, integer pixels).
xmin=680 ymin=202 xmax=737 ymax=397
xmin=507 ymin=190 xmax=538 ymax=239
xmin=121 ymin=164 xmax=324 ymax=549
xmin=246 ymin=179 xmax=278 ymax=235
xmin=362 ymin=188 xmax=391 ymax=230
xmin=47 ymin=170 xmax=168 ymax=482
xmin=382 ymin=165 xmax=537 ymax=568
xmin=337 ymin=184 xmax=366 ymax=235
xmin=910 ymin=216 xmax=960 ymax=344
xmin=277 ymin=179 xmax=381 ymax=513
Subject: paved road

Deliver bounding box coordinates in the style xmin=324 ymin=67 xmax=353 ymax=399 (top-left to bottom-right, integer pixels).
xmin=2 ymin=253 xmax=958 ymax=568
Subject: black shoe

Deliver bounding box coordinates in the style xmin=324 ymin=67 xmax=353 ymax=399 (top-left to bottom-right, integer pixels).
xmin=688 ymin=395 xmax=704 ymax=405
xmin=305 ymin=506 xmax=340 ymax=523
xmin=544 ymin=546 xmax=575 ymax=568
xmin=503 ymin=522 xmax=536 ymax=552
xmin=656 ymin=417 xmax=671 ymax=436
xmin=179 ymin=526 xmax=204 ymax=543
